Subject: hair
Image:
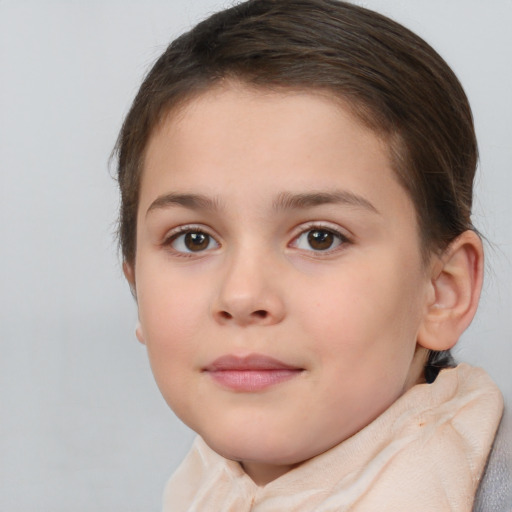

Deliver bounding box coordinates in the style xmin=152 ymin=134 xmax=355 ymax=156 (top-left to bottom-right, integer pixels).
xmin=115 ymin=0 xmax=478 ymax=380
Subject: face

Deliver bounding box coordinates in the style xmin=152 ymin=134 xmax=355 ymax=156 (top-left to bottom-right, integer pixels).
xmin=131 ymin=84 xmax=434 ymax=484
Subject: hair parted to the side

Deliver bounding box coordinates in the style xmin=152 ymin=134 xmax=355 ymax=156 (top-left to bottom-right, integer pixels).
xmin=115 ymin=0 xmax=478 ymax=380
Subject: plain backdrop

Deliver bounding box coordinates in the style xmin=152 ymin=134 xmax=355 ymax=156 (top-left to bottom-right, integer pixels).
xmin=1 ymin=1 xmax=510 ymax=510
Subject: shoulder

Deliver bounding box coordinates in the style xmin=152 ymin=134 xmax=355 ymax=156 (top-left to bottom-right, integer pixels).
xmin=473 ymin=410 xmax=512 ymax=511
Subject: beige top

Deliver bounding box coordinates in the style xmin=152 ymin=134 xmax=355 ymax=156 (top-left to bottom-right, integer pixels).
xmin=163 ymin=364 xmax=503 ymax=512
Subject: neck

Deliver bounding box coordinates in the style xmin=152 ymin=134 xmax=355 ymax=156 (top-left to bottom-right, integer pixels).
xmin=402 ymin=345 xmax=429 ymax=391
xmin=240 ymin=460 xmax=302 ymax=486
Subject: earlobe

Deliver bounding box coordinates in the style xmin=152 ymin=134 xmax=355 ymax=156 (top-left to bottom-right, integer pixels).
xmin=418 ymin=230 xmax=484 ymax=351
xmin=135 ymin=321 xmax=146 ymax=345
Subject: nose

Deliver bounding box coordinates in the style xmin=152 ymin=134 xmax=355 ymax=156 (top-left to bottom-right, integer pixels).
xmin=212 ymin=251 xmax=286 ymax=327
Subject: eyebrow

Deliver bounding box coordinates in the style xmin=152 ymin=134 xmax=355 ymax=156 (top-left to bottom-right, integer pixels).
xmin=146 ymin=190 xmax=379 ymax=216
xmin=272 ymin=191 xmax=379 ymax=214
xmin=146 ymin=193 xmax=222 ymax=216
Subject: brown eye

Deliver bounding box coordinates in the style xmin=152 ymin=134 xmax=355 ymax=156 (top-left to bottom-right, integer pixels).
xmin=293 ymin=227 xmax=345 ymax=252
xmin=170 ymin=230 xmax=219 ymax=253
xmin=185 ymin=232 xmax=209 ymax=251
xmin=307 ymin=229 xmax=335 ymax=250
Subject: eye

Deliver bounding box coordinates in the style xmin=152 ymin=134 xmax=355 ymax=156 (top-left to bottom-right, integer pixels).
xmin=292 ymin=227 xmax=346 ymax=252
xmin=168 ymin=229 xmax=219 ymax=253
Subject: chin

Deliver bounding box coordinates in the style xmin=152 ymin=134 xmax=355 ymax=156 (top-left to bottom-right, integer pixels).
xmin=198 ymin=423 xmax=317 ymax=467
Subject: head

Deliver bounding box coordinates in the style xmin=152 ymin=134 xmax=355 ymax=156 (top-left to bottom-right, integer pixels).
xmin=116 ymin=0 xmax=483 ymax=484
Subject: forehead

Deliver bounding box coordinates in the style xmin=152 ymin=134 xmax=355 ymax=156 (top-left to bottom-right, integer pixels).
xmin=140 ymin=84 xmax=414 ymax=226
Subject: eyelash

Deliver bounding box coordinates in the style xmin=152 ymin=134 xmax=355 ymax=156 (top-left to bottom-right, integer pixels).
xmin=289 ymin=223 xmax=351 ymax=255
xmin=162 ymin=225 xmax=219 ymax=257
xmin=162 ymin=223 xmax=351 ymax=257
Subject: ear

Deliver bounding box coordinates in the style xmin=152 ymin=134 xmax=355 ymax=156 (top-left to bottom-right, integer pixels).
xmin=123 ymin=261 xmax=135 ymax=287
xmin=123 ymin=260 xmax=138 ymax=297
xmin=123 ymin=262 xmax=146 ymax=345
xmin=418 ymin=230 xmax=483 ymax=351
xmin=135 ymin=321 xmax=146 ymax=345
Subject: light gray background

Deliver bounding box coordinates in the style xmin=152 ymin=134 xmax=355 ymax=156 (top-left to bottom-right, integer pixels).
xmin=1 ymin=1 xmax=510 ymax=510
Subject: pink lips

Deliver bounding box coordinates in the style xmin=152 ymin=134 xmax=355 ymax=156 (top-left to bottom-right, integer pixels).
xmin=203 ymin=354 xmax=303 ymax=392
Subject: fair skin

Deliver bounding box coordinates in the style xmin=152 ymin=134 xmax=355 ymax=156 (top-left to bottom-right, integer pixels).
xmin=125 ymin=84 xmax=483 ymax=485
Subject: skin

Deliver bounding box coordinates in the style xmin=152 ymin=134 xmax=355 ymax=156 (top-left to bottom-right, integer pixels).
xmin=129 ymin=84 xmax=443 ymax=485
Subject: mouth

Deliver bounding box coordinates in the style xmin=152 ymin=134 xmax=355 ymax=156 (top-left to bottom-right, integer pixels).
xmin=202 ymin=353 xmax=304 ymax=392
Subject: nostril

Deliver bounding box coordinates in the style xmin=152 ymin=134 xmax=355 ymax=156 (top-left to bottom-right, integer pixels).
xmin=216 ymin=309 xmax=270 ymax=322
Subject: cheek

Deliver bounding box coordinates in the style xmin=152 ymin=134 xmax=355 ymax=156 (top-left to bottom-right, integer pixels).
xmin=141 ymin=285 xmax=200 ymax=340
xmin=138 ymin=256 xmax=208 ymax=330
xmin=135 ymin=266 xmax=210 ymax=387
xmin=293 ymin=255 xmax=425 ymax=366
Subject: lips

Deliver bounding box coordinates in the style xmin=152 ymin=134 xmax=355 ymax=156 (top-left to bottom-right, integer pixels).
xmin=203 ymin=354 xmax=303 ymax=392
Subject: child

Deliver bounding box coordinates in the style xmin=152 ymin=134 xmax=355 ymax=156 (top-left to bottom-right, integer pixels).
xmin=115 ymin=0 xmax=504 ymax=509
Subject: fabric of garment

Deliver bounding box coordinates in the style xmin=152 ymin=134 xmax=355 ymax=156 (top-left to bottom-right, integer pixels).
xmin=163 ymin=364 xmax=503 ymax=512
xmin=473 ymin=408 xmax=512 ymax=512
